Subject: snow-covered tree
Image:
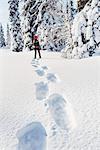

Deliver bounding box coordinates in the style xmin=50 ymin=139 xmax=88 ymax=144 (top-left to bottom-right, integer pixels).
xmin=63 ymin=0 xmax=100 ymax=59
xmin=62 ymin=0 xmax=76 ymax=58
xmin=0 ymin=23 xmax=6 ymax=47
xmin=8 ymin=0 xmax=24 ymax=52
xmin=36 ymin=0 xmax=67 ymax=51
xmin=22 ymin=0 xmax=75 ymax=52
xmin=6 ymin=24 xmax=11 ymax=48
xmin=66 ymin=0 xmax=77 ymax=21
xmin=22 ymin=0 xmax=42 ymax=51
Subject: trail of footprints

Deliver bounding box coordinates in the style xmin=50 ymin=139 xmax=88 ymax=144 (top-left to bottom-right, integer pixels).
xmin=16 ymin=59 xmax=76 ymax=150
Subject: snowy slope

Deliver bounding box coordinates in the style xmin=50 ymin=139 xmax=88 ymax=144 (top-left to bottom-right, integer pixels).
xmin=0 ymin=50 xmax=100 ymax=150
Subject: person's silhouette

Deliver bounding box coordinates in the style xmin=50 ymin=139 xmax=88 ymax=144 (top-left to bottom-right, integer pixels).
xmin=33 ymin=35 xmax=41 ymax=59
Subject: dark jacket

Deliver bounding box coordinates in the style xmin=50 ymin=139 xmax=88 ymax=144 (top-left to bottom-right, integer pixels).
xmin=34 ymin=39 xmax=41 ymax=50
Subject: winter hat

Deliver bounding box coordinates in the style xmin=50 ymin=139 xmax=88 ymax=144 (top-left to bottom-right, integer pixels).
xmin=34 ymin=35 xmax=38 ymax=40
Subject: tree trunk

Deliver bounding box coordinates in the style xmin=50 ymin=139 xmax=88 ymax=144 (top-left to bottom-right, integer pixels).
xmin=77 ymin=0 xmax=89 ymax=12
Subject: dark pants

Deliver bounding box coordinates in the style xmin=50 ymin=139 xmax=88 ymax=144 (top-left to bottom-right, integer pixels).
xmin=34 ymin=49 xmax=41 ymax=59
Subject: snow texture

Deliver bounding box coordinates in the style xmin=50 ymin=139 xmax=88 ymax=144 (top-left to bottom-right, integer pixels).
xmin=34 ymin=58 xmax=77 ymax=149
xmin=0 ymin=51 xmax=100 ymax=150
xmin=31 ymin=57 xmax=77 ymax=149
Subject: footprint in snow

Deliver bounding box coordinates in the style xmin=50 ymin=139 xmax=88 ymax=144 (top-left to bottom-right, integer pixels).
xmin=35 ymin=81 xmax=49 ymax=101
xmin=17 ymin=122 xmax=47 ymax=150
xmin=35 ymin=66 xmax=48 ymax=77
xmin=31 ymin=59 xmax=39 ymax=67
xmin=41 ymin=66 xmax=48 ymax=70
xmin=48 ymin=93 xmax=77 ymax=131
xmin=46 ymin=73 xmax=59 ymax=83
xmin=32 ymin=64 xmax=38 ymax=68
xmin=35 ymin=68 xmax=45 ymax=77
xmin=32 ymin=60 xmax=48 ymax=77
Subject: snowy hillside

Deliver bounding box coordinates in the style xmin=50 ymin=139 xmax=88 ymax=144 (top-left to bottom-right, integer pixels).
xmin=0 ymin=50 xmax=100 ymax=150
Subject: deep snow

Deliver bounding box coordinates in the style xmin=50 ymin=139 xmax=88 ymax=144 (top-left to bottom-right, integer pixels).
xmin=0 ymin=50 xmax=100 ymax=150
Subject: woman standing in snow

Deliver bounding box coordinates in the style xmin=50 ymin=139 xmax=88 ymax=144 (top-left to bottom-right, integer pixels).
xmin=33 ymin=35 xmax=41 ymax=59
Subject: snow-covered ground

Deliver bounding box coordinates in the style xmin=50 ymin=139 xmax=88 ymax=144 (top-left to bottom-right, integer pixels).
xmin=0 ymin=49 xmax=100 ymax=150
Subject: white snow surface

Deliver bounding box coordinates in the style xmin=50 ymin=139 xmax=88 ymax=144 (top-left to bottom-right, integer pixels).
xmin=0 ymin=50 xmax=100 ymax=150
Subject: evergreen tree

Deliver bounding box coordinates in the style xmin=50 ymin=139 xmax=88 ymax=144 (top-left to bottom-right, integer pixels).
xmin=22 ymin=0 xmax=69 ymax=51
xmin=62 ymin=0 xmax=76 ymax=58
xmin=66 ymin=0 xmax=77 ymax=21
xmin=36 ymin=0 xmax=67 ymax=51
xmin=22 ymin=0 xmax=42 ymax=51
xmin=0 ymin=23 xmax=6 ymax=47
xmin=66 ymin=0 xmax=100 ymax=58
xmin=6 ymin=24 xmax=11 ymax=48
xmin=8 ymin=0 xmax=24 ymax=52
